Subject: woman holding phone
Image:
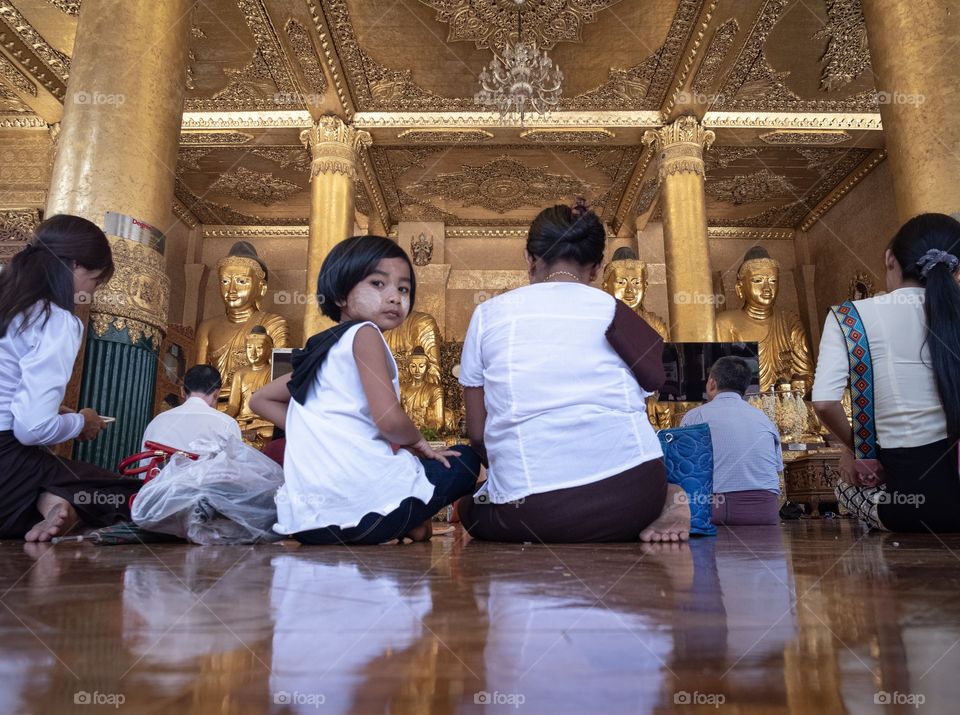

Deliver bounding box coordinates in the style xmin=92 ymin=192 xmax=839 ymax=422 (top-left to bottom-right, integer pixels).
xmin=0 ymin=214 xmax=140 ymax=541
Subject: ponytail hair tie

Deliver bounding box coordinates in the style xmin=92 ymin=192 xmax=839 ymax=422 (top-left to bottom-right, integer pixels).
xmin=571 ymin=196 xmax=589 ymax=220
xmin=916 ymin=248 xmax=960 ymax=278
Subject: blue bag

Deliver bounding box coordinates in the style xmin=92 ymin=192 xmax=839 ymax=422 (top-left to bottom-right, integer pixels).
xmin=657 ymin=423 xmax=716 ymax=536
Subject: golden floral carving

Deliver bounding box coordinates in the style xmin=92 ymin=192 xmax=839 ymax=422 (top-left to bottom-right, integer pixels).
xmin=0 ymin=84 xmax=32 ymax=114
xmin=759 ymin=129 xmax=852 ymax=145
xmin=693 ymin=18 xmax=738 ymax=94
xmin=45 ymin=0 xmax=80 ymax=14
xmin=91 ymin=237 xmax=170 ymax=344
xmin=0 ymin=208 xmax=40 ymax=241
xmin=210 ymin=166 xmax=305 ymax=206
xmin=0 ymin=0 xmax=67 ymax=99
xmin=179 ymin=131 xmax=255 ymax=145
xmin=704 ymin=146 xmax=760 ymax=170
xmin=202 ymin=226 xmax=310 ymax=239
xmin=706 ymin=168 xmax=796 ymax=205
xmin=813 ymin=0 xmax=870 ymax=91
xmin=176 ymin=148 xmax=211 ymax=172
xmin=300 ymin=116 xmax=371 ymax=181
xmin=519 ymin=128 xmax=615 ymax=143
xmin=180 ymin=111 xmax=312 ymax=129
xmin=800 ymin=149 xmax=885 ymax=231
xmin=418 ymin=0 xmax=624 ymax=52
xmin=250 ymin=146 xmax=311 ymax=173
xmin=397 ymin=128 xmax=494 ymax=143
xmin=0 ymin=54 xmax=36 ymax=96
xmin=703 ymin=111 xmax=881 ymax=130
xmin=408 ymin=156 xmax=593 ymax=214
xmin=708 ymin=227 xmax=794 ymax=240
xmin=644 ymin=115 xmax=715 ymax=149
xmin=175 ymin=180 xmax=308 ymax=226
xmin=284 ymin=19 xmax=328 ymax=99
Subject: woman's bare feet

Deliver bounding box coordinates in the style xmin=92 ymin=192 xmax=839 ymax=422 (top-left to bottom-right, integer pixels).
xmin=403 ymin=519 xmax=433 ymax=543
xmin=24 ymin=493 xmax=79 ymax=542
xmin=640 ymin=484 xmax=691 ymax=543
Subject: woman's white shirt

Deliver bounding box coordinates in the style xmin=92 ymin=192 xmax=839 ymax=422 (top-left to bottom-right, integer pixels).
xmin=459 ymin=282 xmax=662 ymax=504
xmin=0 ymin=303 xmax=85 ymax=445
xmin=274 ymin=321 xmax=434 ymax=534
xmin=812 ymin=287 xmax=948 ymax=448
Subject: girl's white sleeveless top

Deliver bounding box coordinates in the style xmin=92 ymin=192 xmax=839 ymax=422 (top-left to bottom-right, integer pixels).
xmin=274 ymin=322 xmax=433 ymax=534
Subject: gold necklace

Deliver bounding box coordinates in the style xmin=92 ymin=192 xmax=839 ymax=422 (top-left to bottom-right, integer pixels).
xmin=544 ymin=271 xmax=581 ymax=283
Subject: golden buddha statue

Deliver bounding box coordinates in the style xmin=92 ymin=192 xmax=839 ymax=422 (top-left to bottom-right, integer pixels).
xmin=715 ymin=247 xmax=813 ymax=392
xmin=384 ymin=310 xmax=441 ymax=386
xmin=400 ymin=346 xmax=445 ymax=432
xmin=225 ymin=326 xmax=275 ymax=448
xmin=195 ymin=241 xmax=289 ymax=405
xmin=601 ymin=247 xmax=669 ymax=340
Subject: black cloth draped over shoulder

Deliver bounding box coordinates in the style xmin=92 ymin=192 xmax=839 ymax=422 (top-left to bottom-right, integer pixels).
xmin=287 ymin=320 xmax=362 ymax=404
xmin=604 ymin=299 xmax=666 ymax=392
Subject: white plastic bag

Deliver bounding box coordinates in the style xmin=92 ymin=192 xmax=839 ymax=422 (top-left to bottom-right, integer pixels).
xmin=131 ymin=434 xmax=284 ymax=544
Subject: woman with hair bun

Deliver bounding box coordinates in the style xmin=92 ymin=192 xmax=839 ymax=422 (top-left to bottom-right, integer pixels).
xmin=456 ymin=200 xmax=689 ymax=543
xmin=814 ymin=212 xmax=960 ymax=532
xmin=0 ymin=214 xmax=140 ymax=541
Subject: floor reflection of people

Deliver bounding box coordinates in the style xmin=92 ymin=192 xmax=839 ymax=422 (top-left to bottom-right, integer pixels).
xmin=268 ymin=541 xmax=485 ymax=714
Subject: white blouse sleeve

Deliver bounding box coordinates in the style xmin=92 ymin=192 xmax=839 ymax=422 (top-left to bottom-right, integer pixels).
xmin=11 ymin=308 xmax=85 ymax=446
xmin=458 ymin=304 xmax=484 ymax=388
xmin=811 ymin=311 xmax=849 ymax=402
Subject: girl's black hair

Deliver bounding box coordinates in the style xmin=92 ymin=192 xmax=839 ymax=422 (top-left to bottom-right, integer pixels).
xmin=0 ymin=213 xmax=114 ymax=338
xmin=316 ymin=235 xmax=416 ymax=322
xmin=889 ymin=213 xmax=960 ymax=438
xmin=526 ymin=199 xmax=606 ymax=268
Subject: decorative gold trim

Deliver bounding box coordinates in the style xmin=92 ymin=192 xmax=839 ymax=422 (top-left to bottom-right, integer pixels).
xmin=661 ymin=0 xmax=720 ymax=116
xmin=179 ymin=130 xmax=255 ymax=145
xmin=180 ymin=111 xmax=313 ymax=129
xmin=0 ymin=54 xmax=36 ymax=96
xmin=202 ymin=225 xmax=310 ymax=238
xmin=171 ymin=199 xmax=199 ymax=229
xmin=800 ymin=149 xmax=886 ymax=232
xmin=397 ymin=128 xmax=494 ymax=143
xmin=759 ymin=129 xmax=852 ymax=145
xmin=306 ymin=0 xmax=354 ymax=116
xmin=352 ymin=110 xmax=664 ymax=128
xmin=0 ymin=115 xmax=46 ymax=128
xmin=708 ymin=227 xmax=794 ymax=240
xmin=0 ymin=1 xmax=69 ymax=96
xmin=703 ymin=111 xmax=881 ymax=130
xmin=446 ymin=227 xmax=528 ymax=238
xmin=519 ymin=128 xmax=615 ymax=143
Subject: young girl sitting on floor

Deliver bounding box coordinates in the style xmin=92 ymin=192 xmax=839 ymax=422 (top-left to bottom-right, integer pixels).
xmin=250 ymin=236 xmax=480 ymax=545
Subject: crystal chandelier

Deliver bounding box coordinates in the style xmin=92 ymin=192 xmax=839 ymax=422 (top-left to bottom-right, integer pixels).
xmin=474 ymin=2 xmax=563 ymax=122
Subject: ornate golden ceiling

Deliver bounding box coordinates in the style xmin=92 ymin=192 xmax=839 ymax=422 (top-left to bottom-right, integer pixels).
xmin=0 ymin=0 xmax=887 ymax=233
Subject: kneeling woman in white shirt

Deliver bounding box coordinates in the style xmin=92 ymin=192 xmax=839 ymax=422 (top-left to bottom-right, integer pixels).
xmin=0 ymin=215 xmax=141 ymax=541
xmin=251 ymin=236 xmax=481 ymax=544
xmin=814 ymin=213 xmax=960 ymax=532
xmin=456 ymin=202 xmax=689 ymax=543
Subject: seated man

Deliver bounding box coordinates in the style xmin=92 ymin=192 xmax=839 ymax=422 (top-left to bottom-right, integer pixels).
xmin=681 ymin=356 xmax=782 ymax=525
xmin=142 ymin=364 xmax=241 ymax=451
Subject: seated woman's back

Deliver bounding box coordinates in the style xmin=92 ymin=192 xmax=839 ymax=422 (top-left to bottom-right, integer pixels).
xmin=460 ymin=266 xmax=661 ymax=504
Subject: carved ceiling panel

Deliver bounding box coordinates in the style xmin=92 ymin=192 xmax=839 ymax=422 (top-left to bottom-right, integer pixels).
xmin=704 ymin=146 xmax=871 ymax=227
xmin=319 ymin=0 xmax=700 ymax=112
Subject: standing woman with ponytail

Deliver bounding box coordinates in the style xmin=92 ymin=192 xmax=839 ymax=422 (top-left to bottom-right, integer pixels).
xmin=0 ymin=215 xmax=140 ymax=541
xmin=813 ymin=213 xmax=960 ymax=532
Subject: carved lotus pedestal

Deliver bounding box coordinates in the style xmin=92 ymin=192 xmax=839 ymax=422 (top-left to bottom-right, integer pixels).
xmin=782 ymin=447 xmax=843 ymax=517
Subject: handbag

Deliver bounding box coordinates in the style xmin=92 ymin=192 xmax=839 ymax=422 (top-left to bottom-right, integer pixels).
xmin=829 ymin=301 xmax=885 ymax=486
xmin=118 ymin=441 xmax=200 ymax=482
xmin=657 ymin=423 xmax=716 ymax=536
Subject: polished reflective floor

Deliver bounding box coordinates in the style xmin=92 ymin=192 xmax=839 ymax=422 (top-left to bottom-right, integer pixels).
xmin=2 ymin=521 xmax=959 ymax=714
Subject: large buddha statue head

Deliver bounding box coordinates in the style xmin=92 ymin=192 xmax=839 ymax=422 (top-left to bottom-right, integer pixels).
xmin=735 ymin=246 xmax=780 ymax=311
xmin=244 ymin=325 xmax=273 ymax=369
xmin=407 ymin=346 xmax=429 ymax=385
xmin=602 ymin=247 xmax=648 ymax=311
xmin=216 ymin=241 xmax=269 ymax=315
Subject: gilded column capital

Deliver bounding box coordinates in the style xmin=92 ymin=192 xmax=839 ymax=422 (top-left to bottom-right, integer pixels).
xmin=643 ymin=115 xmax=716 ymax=178
xmin=300 ymin=115 xmax=372 ymax=181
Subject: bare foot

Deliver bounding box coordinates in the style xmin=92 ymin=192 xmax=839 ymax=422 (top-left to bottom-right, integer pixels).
xmin=24 ymin=494 xmax=78 ymax=543
xmin=639 ymin=484 xmax=691 ymax=543
xmin=403 ymin=519 xmax=433 ymax=543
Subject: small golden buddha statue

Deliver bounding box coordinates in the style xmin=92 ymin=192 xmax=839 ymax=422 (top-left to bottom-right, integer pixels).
xmin=195 ymin=241 xmax=289 ymax=405
xmin=601 ymin=247 xmax=669 ymax=340
xmin=384 ymin=310 xmax=442 ymax=386
xmin=400 ymin=346 xmax=445 ymax=432
xmin=715 ymin=247 xmax=813 ymax=392
xmin=225 ymin=326 xmax=275 ymax=448
xmin=791 ymin=377 xmax=827 ymax=443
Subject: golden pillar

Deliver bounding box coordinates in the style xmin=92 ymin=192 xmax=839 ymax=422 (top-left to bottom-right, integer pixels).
xmin=300 ymin=116 xmax=372 ymax=336
xmin=862 ymin=0 xmax=960 ymax=220
xmin=45 ymin=0 xmax=193 ymax=468
xmin=643 ymin=116 xmax=717 ymax=341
